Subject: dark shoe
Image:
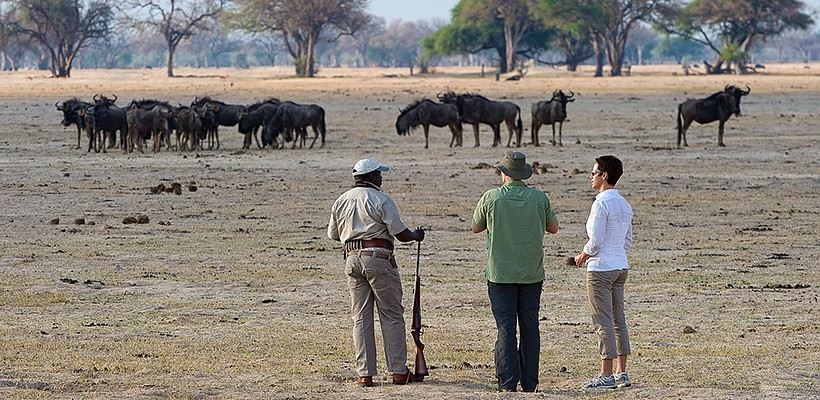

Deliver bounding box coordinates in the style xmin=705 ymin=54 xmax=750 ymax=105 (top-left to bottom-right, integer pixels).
xmin=392 ymin=371 xmax=417 ymax=385
xmin=357 ymin=376 xmax=373 ymax=387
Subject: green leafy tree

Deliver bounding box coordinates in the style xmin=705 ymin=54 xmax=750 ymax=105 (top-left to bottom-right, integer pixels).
xmin=229 ymin=0 xmax=369 ymax=77
xmin=657 ymin=0 xmax=812 ymax=74
xmin=5 ymin=0 xmax=113 ymax=77
xmin=532 ymin=0 xmax=593 ymax=71
xmin=424 ymin=0 xmax=552 ymax=74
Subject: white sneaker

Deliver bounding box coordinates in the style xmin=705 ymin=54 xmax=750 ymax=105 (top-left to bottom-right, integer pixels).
xmin=614 ymin=372 xmax=631 ymax=388
xmin=582 ymin=373 xmax=616 ymax=389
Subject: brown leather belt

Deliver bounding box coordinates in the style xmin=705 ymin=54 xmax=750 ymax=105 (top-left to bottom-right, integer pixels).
xmin=344 ymin=238 xmax=393 ymax=252
xmin=347 ymin=250 xmax=392 ymax=260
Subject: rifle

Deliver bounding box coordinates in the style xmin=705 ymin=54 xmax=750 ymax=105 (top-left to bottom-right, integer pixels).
xmin=411 ymin=237 xmax=429 ymax=380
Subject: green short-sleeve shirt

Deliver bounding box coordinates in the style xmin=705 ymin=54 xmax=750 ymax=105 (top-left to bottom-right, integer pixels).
xmin=472 ymin=181 xmax=558 ymax=284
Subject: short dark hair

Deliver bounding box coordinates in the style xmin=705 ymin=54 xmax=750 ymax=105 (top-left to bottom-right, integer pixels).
xmin=595 ymin=155 xmax=623 ymax=186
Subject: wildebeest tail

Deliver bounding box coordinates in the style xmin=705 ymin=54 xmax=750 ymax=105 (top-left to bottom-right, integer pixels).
xmin=516 ymin=106 xmax=523 ymax=145
xmin=319 ymin=110 xmax=326 ymax=145
xmin=676 ymin=103 xmax=682 ymax=147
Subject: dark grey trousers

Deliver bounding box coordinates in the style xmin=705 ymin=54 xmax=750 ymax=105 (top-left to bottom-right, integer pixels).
xmin=488 ymin=281 xmax=543 ymax=392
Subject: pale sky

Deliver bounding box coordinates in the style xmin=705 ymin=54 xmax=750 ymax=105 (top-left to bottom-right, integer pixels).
xmin=368 ymin=0 xmax=458 ymax=23
xmin=368 ymin=0 xmax=820 ymax=24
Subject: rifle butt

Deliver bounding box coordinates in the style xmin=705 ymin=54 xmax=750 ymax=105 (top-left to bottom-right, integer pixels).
xmin=414 ymin=346 xmax=429 ymax=379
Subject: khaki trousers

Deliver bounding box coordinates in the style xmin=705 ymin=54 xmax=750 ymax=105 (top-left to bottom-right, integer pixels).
xmin=346 ymin=250 xmax=408 ymax=377
xmin=586 ymin=269 xmax=631 ymax=360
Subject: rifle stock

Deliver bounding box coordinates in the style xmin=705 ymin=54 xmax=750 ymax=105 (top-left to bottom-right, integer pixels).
xmin=411 ymin=239 xmax=429 ymax=379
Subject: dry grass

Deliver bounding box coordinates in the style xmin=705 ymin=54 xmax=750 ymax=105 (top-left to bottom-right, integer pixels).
xmin=0 ymin=64 xmax=818 ymax=399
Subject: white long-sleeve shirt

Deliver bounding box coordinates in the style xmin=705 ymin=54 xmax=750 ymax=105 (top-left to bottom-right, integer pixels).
xmin=583 ymin=189 xmax=633 ymax=272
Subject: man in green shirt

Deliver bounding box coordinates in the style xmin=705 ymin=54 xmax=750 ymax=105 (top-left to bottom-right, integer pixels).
xmin=472 ymin=151 xmax=559 ymax=392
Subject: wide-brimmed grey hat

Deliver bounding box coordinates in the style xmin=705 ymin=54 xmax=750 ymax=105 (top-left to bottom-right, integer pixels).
xmin=495 ymin=151 xmax=533 ymax=180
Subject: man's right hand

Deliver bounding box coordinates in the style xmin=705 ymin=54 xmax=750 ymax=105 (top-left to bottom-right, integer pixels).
xmin=413 ymin=227 xmax=425 ymax=242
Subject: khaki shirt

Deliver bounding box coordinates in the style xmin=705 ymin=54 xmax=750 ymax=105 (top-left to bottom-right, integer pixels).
xmin=328 ymin=185 xmax=408 ymax=244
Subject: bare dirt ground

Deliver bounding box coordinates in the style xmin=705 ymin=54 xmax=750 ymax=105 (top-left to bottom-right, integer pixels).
xmin=0 ymin=64 xmax=818 ymax=399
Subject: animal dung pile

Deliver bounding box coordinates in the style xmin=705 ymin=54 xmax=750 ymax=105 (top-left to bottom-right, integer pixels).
xmin=150 ymin=181 xmax=197 ymax=195
xmin=150 ymin=182 xmax=182 ymax=195
xmin=123 ymin=214 xmax=150 ymax=224
xmin=531 ymin=161 xmax=555 ymax=174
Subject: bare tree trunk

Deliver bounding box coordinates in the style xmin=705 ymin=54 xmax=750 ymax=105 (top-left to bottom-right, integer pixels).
xmin=167 ymin=47 xmax=175 ymax=77
xmin=592 ymin=35 xmax=604 ymax=77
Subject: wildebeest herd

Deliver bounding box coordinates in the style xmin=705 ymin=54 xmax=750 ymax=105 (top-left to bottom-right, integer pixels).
xmin=55 ymin=95 xmax=327 ymax=153
xmin=394 ymin=85 xmax=750 ymax=149
xmin=57 ymin=85 xmax=749 ymax=152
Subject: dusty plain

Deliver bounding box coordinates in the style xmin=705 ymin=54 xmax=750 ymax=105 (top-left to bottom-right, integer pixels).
xmin=0 ymin=64 xmax=818 ymax=399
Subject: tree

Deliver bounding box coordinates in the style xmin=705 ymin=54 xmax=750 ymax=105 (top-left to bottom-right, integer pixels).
xmin=595 ymin=0 xmax=664 ymax=76
xmin=458 ymin=0 xmax=540 ymax=73
xmin=651 ymin=35 xmax=706 ymax=63
xmin=369 ymin=20 xmax=438 ymax=69
xmin=626 ymin=23 xmax=658 ymax=65
xmin=657 ymin=0 xmax=813 ymax=74
xmin=131 ymin=0 xmax=225 ymax=77
xmin=5 ymin=0 xmax=113 ymax=77
xmin=425 ymin=0 xmax=553 ymax=74
xmin=230 ymin=0 xmax=369 ymax=77
xmin=532 ymin=0 xmax=593 ymax=71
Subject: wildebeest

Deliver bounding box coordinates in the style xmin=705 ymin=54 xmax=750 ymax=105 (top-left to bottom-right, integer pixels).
xmin=172 ymin=105 xmax=208 ymax=151
xmin=56 ymin=98 xmax=92 ymax=149
xmin=263 ymin=101 xmax=326 ymax=149
xmin=238 ymin=98 xmax=280 ymax=149
xmin=437 ymin=91 xmax=522 ymax=147
xmin=191 ymin=96 xmax=247 ymax=150
xmin=90 ymin=94 xmax=127 ymax=153
xmin=531 ymin=90 xmax=575 ymax=146
xmin=677 ymin=85 xmax=751 ymax=148
xmin=125 ymin=99 xmax=173 ymax=153
xmin=395 ymin=99 xmax=463 ymax=148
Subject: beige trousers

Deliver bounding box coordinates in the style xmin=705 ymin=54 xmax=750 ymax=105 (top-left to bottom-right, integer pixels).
xmin=346 ymin=250 xmax=408 ymax=377
xmin=586 ymin=269 xmax=631 ymax=360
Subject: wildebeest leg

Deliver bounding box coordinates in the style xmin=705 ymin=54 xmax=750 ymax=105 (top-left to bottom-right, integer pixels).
xmin=473 ymin=124 xmax=480 ymax=147
xmin=301 ymin=127 xmax=308 ymax=148
xmin=108 ymin=131 xmax=117 ymax=149
xmin=505 ymin=120 xmax=518 ymax=147
xmin=215 ymin=129 xmax=220 ymax=150
xmin=424 ymin=124 xmax=430 ymax=149
xmin=76 ymin=126 xmax=82 ymax=150
xmin=455 ymin=123 xmax=463 ymax=146
xmin=254 ymin=127 xmax=263 ymax=149
xmin=558 ymin=121 xmax=563 ymax=146
xmin=551 ymin=123 xmax=557 ymax=146
xmin=492 ymin=124 xmax=502 ymax=147
xmin=681 ymin=119 xmax=692 ymax=147
xmin=718 ymin=120 xmax=726 ymax=147
xmin=532 ymin=119 xmax=541 ymax=146
xmin=309 ymin=125 xmax=320 ymax=149
xmin=447 ymin=124 xmax=457 ymax=148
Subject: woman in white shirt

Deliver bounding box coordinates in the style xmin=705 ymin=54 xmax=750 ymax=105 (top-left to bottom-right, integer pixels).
xmin=575 ymin=155 xmax=633 ymax=390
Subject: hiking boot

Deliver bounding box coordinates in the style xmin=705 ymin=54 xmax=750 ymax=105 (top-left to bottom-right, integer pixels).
xmin=582 ymin=373 xmax=616 ymax=389
xmin=614 ymin=372 xmax=631 ymax=388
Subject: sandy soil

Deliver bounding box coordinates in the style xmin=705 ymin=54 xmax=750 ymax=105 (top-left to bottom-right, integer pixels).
xmin=0 ymin=64 xmax=818 ymax=399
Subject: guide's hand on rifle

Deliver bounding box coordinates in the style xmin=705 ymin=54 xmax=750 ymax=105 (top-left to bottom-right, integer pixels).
xmin=414 ymin=226 xmax=425 ymax=242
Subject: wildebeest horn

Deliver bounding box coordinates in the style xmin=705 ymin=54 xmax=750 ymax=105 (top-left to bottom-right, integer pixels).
xmin=55 ymin=101 xmax=63 ymax=110
xmin=111 ymin=93 xmax=117 ymax=102
xmin=567 ymin=90 xmax=575 ymax=98
xmin=93 ymin=93 xmax=100 ymax=102
xmin=552 ymin=89 xmax=559 ymax=97
xmin=741 ymin=85 xmax=751 ymax=95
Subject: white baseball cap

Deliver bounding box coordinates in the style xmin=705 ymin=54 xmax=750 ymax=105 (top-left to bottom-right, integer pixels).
xmin=352 ymin=159 xmax=390 ymax=176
